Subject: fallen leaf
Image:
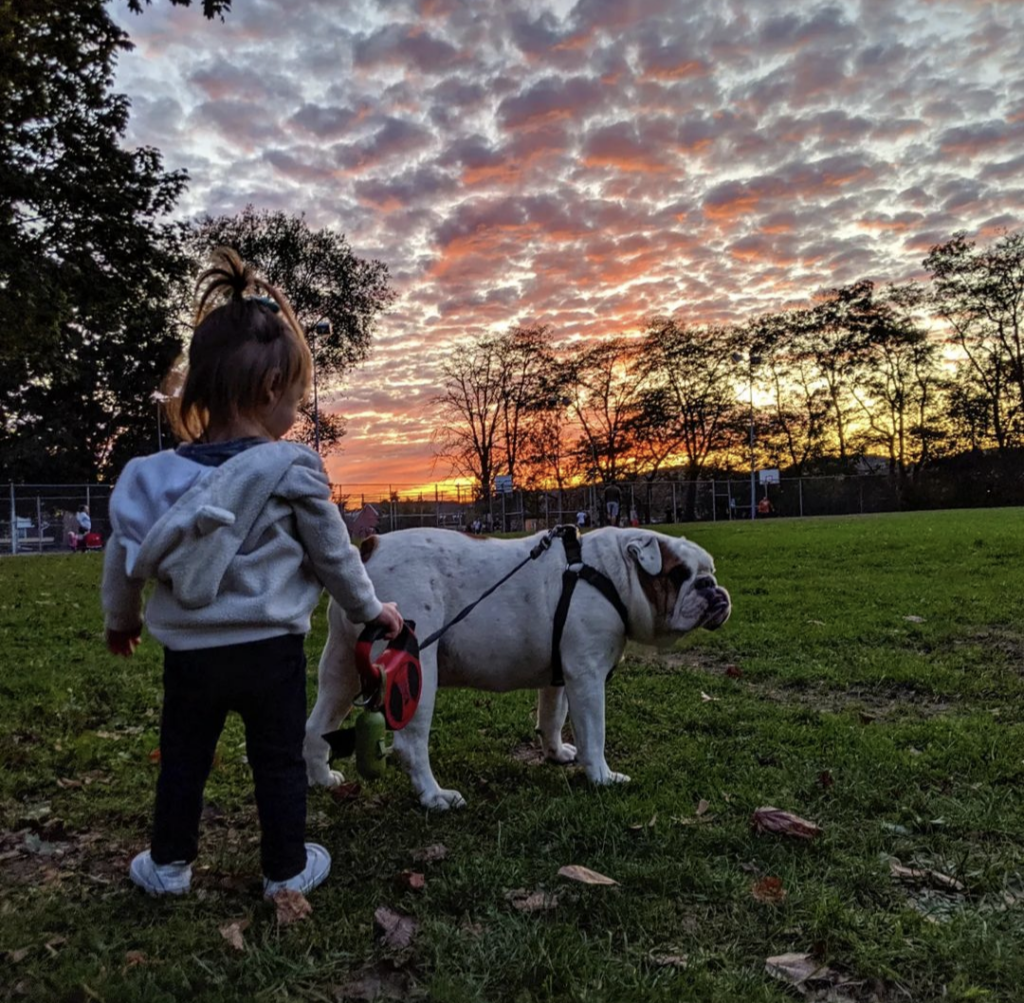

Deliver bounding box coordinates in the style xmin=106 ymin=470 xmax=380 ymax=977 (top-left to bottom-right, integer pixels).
xmin=724 ymin=664 xmax=744 ymax=678
xmin=506 ymin=888 xmax=559 ymax=912
xmin=410 ymin=843 xmax=448 ymax=863
xmin=649 ymin=951 xmax=688 ymax=968
xmin=557 ymin=864 xmax=618 ymax=886
xmin=273 ymin=888 xmax=313 ymax=925
xmin=219 ymin=919 xmax=249 ymax=952
xmin=695 ymin=798 xmax=710 ymax=816
xmin=628 ymin=813 xmax=657 ymax=831
xmin=373 ymin=907 xmax=418 ymax=949
xmin=700 ymin=691 xmax=719 ymax=702
xmin=9 ymin=947 xmax=30 ymax=963
xmin=765 ymin=952 xmax=833 ymax=986
xmin=396 ymin=870 xmax=426 ymax=892
xmin=752 ymin=806 xmax=822 ymax=840
xmin=44 ymin=936 xmax=67 ymax=956
xmin=903 ymin=615 xmax=925 ymax=623
xmin=123 ymin=950 xmax=147 ymax=968
xmin=806 ymin=619 xmax=826 ymax=626
xmin=818 ymin=770 xmax=834 ymax=788
xmin=148 ymin=748 xmax=161 ymax=764
xmin=328 ymin=781 xmax=363 ymax=804
xmin=889 ymin=860 xmax=965 ymax=892
xmin=751 ymin=876 xmax=787 ymax=904
xmin=672 ymin=813 xmax=716 ymax=826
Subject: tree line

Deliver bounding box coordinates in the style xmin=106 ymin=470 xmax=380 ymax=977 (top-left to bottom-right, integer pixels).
xmin=434 ymin=230 xmax=1024 ymax=520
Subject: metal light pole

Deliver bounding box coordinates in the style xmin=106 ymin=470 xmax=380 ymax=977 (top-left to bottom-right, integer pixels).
xmin=732 ymin=352 xmax=761 ymax=520
xmin=310 ymin=319 xmax=331 ymax=454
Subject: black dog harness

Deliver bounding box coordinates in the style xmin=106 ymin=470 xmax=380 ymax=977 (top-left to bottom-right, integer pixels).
xmin=550 ymin=527 xmax=629 ymax=687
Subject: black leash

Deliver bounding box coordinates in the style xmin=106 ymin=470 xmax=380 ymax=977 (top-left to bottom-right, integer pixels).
xmin=418 ymin=528 xmax=560 ymax=649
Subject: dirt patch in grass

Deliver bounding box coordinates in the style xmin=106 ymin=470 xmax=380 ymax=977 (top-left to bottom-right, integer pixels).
xmin=754 ymin=682 xmax=956 ymax=720
xmin=953 ymin=625 xmax=1024 ymax=663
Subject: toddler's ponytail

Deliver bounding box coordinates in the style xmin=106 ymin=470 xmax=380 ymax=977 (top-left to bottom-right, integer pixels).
xmin=163 ymin=247 xmax=313 ymax=442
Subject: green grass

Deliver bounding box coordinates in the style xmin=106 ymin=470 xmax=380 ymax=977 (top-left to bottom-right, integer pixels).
xmin=2 ymin=509 xmax=1024 ymax=1002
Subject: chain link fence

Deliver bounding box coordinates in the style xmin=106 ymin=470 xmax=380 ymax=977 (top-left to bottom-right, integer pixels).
xmin=5 ymin=467 xmax=1022 ymax=553
xmin=2 ymin=484 xmax=113 ymax=555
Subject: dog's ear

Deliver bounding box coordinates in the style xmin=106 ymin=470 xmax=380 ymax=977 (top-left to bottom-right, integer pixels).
xmin=627 ymin=535 xmax=662 ymax=575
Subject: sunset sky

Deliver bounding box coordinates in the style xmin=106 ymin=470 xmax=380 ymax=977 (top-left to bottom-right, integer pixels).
xmin=111 ymin=0 xmax=1024 ymax=490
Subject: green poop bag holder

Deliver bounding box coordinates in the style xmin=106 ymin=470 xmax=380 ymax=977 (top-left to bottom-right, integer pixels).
xmin=322 ymin=621 xmax=422 ymax=779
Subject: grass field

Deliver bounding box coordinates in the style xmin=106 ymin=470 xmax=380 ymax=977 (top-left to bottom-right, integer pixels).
xmin=2 ymin=509 xmax=1024 ymax=1002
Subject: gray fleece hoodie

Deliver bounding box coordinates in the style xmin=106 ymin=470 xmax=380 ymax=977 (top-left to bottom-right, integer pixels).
xmin=102 ymin=440 xmax=383 ymax=650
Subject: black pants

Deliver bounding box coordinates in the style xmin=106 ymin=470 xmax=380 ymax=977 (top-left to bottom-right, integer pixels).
xmin=151 ymin=634 xmax=308 ymax=881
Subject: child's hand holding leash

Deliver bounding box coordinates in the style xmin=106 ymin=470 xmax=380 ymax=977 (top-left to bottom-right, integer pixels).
xmin=107 ymin=628 xmax=141 ymax=657
xmin=371 ymin=602 xmax=403 ymax=640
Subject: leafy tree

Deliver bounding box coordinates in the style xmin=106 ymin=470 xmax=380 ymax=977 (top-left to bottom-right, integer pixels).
xmin=847 ymin=282 xmax=948 ymax=480
xmin=631 ymin=319 xmax=740 ymax=519
xmin=432 ymin=336 xmax=507 ymax=513
xmin=0 ymin=0 xmax=193 ymax=481
xmin=560 ymin=338 xmax=642 ymax=485
xmin=925 ymin=230 xmax=1024 ymax=450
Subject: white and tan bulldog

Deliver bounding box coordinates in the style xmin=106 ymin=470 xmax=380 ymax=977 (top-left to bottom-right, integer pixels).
xmin=304 ymin=526 xmax=730 ymax=809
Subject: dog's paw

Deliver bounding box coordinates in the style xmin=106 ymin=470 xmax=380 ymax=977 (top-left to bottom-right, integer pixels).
xmin=545 ymin=742 xmax=577 ymax=765
xmin=308 ymin=768 xmax=345 ymax=788
xmin=420 ymin=788 xmax=467 ymax=811
xmin=588 ymin=769 xmax=631 ymax=785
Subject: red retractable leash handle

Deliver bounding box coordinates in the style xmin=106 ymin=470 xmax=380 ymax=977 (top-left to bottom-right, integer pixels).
xmin=354 ymin=621 xmax=422 ymax=731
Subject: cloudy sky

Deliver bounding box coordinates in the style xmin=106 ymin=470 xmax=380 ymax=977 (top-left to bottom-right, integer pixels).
xmin=112 ymin=0 xmax=1024 ymax=489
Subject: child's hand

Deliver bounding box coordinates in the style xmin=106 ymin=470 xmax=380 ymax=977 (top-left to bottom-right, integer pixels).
xmin=107 ymin=628 xmax=141 ymax=657
xmin=371 ymin=602 xmax=403 ymax=640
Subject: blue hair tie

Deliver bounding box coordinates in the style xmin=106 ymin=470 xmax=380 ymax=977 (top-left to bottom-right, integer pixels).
xmin=247 ymin=295 xmax=280 ymax=313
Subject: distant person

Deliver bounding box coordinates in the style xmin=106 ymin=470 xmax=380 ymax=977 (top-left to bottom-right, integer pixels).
xmin=76 ymin=505 xmax=92 ymax=551
xmin=629 ymin=506 xmax=639 ymax=527
xmin=102 ymin=248 xmax=403 ymax=902
xmin=576 ymin=508 xmax=587 ymax=529
xmin=757 ymin=496 xmax=773 ymax=517
xmin=604 ymin=484 xmax=621 ymax=527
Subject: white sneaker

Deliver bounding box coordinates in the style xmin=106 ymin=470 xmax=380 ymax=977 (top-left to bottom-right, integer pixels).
xmin=263 ymin=843 xmax=331 ymax=898
xmin=129 ymin=849 xmax=192 ymax=896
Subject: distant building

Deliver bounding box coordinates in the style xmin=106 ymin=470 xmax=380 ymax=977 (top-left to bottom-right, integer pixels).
xmin=343 ymin=503 xmax=380 ymax=538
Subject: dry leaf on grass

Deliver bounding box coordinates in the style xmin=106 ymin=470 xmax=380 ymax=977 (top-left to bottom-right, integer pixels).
xmin=557 ymin=864 xmax=618 ymax=886
xmin=765 ymin=952 xmax=861 ymax=1002
xmin=9 ymin=947 xmax=30 ymax=964
xmin=889 ymin=860 xmax=965 ymax=892
xmin=724 ymin=664 xmax=743 ymax=678
xmin=219 ymin=919 xmax=249 ymax=951
xmin=273 ymin=888 xmax=313 ymax=925
xmin=751 ymin=876 xmax=787 ymax=904
xmin=410 ymin=843 xmax=448 ymax=863
xmin=123 ymin=950 xmax=148 ymax=968
xmin=396 ymin=870 xmax=426 ymax=891
xmin=328 ymin=781 xmax=363 ymax=804
xmin=374 ymin=906 xmax=418 ymax=949
xmin=649 ymin=951 xmax=689 ymax=968
xmin=752 ymin=806 xmax=822 ymax=840
xmin=506 ymin=888 xmax=560 ymax=912
xmin=696 ymin=798 xmax=710 ymax=816
xmin=628 ymin=813 xmax=657 ymax=831
xmin=903 ymin=615 xmax=925 ymax=623
xmin=700 ymin=691 xmax=719 ymax=702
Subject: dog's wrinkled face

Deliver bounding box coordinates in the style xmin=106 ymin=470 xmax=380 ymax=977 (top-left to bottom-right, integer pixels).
xmin=627 ymin=533 xmax=731 ymax=636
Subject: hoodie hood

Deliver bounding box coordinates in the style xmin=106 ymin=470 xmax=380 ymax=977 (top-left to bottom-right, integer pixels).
xmin=119 ymin=441 xmax=312 ymax=610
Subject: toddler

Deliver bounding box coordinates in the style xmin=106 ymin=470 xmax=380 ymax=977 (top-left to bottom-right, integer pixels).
xmin=102 ymin=248 xmax=401 ymax=898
